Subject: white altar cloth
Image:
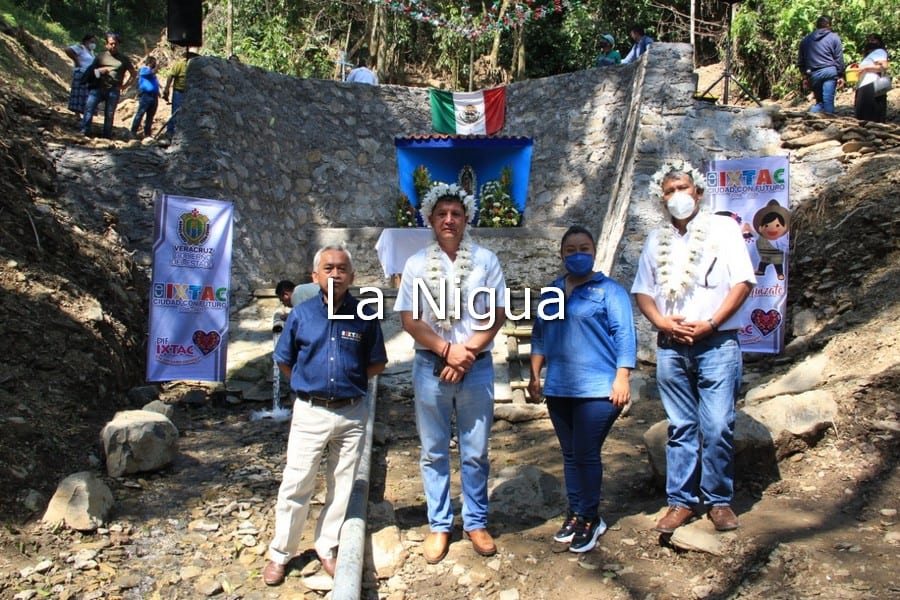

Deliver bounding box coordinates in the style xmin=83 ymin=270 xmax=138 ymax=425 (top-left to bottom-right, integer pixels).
xmin=375 ymin=228 xmax=434 ymax=277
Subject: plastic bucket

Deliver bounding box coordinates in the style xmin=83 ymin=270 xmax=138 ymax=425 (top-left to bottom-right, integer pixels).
xmin=846 ymin=68 xmax=860 ymax=84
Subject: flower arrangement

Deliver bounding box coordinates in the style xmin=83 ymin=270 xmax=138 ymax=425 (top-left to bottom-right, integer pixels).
xmin=477 ymin=167 xmax=520 ymax=227
xmin=419 ymin=182 xmax=476 ymax=225
xmin=413 ymin=165 xmax=432 ymax=203
xmin=649 ymin=159 xmax=706 ymax=200
xmin=396 ymin=194 xmax=418 ymax=227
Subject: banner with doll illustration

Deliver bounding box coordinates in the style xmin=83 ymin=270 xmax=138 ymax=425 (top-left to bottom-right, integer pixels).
xmin=147 ymin=193 xmax=234 ymax=381
xmin=705 ymin=157 xmax=790 ymax=354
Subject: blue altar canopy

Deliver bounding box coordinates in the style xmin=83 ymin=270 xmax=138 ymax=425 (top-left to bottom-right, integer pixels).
xmin=394 ymin=135 xmax=533 ymax=218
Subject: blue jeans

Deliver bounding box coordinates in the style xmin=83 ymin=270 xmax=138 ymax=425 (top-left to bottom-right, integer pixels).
xmin=808 ymin=66 xmax=838 ymax=114
xmin=131 ymin=93 xmax=158 ymax=137
xmin=547 ymin=397 xmax=620 ymax=520
xmin=412 ymin=350 xmax=494 ymax=532
xmin=167 ymin=89 xmax=184 ymax=136
xmin=656 ymin=331 xmax=742 ymax=508
xmin=80 ymin=87 xmax=121 ymax=138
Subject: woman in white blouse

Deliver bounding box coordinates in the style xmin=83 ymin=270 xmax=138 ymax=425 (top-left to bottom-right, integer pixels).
xmin=64 ymin=34 xmax=96 ymax=117
xmin=853 ymin=34 xmax=890 ymax=122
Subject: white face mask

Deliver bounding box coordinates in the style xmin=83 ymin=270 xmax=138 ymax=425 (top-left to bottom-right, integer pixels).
xmin=666 ymin=191 xmax=696 ymax=220
xmin=88 ymin=42 xmax=96 ymax=51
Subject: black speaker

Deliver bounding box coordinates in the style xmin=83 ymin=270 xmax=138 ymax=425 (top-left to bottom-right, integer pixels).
xmin=168 ymin=0 xmax=202 ymax=47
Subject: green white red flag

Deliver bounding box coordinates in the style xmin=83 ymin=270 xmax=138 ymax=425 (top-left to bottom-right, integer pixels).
xmin=429 ymin=87 xmax=506 ymax=135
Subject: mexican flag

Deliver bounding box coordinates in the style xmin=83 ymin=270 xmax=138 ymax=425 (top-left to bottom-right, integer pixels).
xmin=429 ymin=87 xmax=506 ymax=135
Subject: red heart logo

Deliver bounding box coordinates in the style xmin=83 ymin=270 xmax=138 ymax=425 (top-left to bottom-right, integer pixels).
xmin=192 ymin=330 xmax=221 ymax=355
xmin=750 ymin=309 xmax=782 ymax=337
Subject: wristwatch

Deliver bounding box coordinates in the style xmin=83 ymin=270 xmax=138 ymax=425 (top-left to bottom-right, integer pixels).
xmin=707 ymin=318 xmax=719 ymax=331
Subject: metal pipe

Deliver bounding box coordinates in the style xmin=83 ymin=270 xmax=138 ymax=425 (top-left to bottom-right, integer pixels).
xmin=332 ymin=376 xmax=378 ymax=599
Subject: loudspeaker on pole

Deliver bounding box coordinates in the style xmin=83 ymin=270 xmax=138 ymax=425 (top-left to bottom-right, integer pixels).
xmin=168 ymin=0 xmax=203 ymax=48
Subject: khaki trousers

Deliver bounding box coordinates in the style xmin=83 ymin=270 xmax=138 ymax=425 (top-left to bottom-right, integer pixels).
xmin=268 ymin=397 xmax=367 ymax=563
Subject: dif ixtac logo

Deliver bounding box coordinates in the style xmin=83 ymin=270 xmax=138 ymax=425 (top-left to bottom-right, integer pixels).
xmin=173 ymin=208 xmax=215 ymax=269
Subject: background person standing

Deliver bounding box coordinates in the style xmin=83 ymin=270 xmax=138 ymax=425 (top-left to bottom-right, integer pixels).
xmin=346 ymin=57 xmax=378 ymax=85
xmin=853 ymin=34 xmax=890 ymax=122
xmin=130 ymin=56 xmax=160 ymax=138
xmin=162 ymin=49 xmax=195 ymax=137
xmin=64 ymin=33 xmax=95 ymax=118
xmin=797 ymin=15 xmax=846 ymax=115
xmin=621 ymin=25 xmax=654 ymax=65
xmin=595 ymin=34 xmax=622 ymax=67
xmin=79 ymin=33 xmax=136 ymax=138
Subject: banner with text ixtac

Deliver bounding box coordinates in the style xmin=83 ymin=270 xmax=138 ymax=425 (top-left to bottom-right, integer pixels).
xmin=147 ymin=194 xmax=234 ymax=381
xmin=705 ymin=157 xmax=790 ymax=354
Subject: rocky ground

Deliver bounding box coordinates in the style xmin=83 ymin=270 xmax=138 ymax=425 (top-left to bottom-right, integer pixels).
xmin=1 ymin=23 xmax=899 ymax=600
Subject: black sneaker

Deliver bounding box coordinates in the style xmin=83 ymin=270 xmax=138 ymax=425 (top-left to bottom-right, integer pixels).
xmin=553 ymin=511 xmax=580 ymax=543
xmin=569 ymin=517 xmax=607 ymax=553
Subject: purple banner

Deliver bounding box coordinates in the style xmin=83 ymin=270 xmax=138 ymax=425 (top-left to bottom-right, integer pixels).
xmin=147 ymin=194 xmax=234 ymax=381
xmin=706 ymin=157 xmax=790 ymax=354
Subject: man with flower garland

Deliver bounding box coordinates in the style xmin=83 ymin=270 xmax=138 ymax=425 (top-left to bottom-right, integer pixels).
xmin=631 ymin=162 xmax=756 ymax=535
xmin=394 ymin=182 xmax=507 ymax=563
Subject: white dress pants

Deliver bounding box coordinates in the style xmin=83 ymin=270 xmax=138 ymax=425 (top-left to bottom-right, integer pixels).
xmin=267 ymin=398 xmax=367 ymax=563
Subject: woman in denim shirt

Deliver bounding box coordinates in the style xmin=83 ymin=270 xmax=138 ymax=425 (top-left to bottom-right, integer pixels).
xmin=529 ymin=225 xmax=636 ymax=553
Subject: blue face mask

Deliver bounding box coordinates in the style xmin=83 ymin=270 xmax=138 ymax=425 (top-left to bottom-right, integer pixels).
xmin=564 ymin=252 xmax=594 ymax=276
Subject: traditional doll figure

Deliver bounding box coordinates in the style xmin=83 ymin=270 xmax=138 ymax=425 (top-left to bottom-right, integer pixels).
xmin=752 ymin=199 xmax=791 ymax=280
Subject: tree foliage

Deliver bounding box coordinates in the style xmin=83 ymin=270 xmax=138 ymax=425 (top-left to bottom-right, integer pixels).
xmin=16 ymin=0 xmax=900 ymax=99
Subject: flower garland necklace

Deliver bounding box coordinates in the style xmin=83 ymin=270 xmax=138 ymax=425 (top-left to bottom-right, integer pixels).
xmin=655 ymin=212 xmax=712 ymax=303
xmin=425 ymin=233 xmax=474 ymax=330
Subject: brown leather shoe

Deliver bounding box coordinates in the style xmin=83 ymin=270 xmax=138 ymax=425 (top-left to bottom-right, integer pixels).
xmin=262 ymin=560 xmax=286 ymax=586
xmin=422 ymin=531 xmax=451 ymax=564
xmin=654 ymin=506 xmax=695 ymax=533
xmin=318 ymin=554 xmax=336 ymax=577
xmin=708 ymin=506 xmax=740 ymax=531
xmin=465 ymin=528 xmax=497 ymax=556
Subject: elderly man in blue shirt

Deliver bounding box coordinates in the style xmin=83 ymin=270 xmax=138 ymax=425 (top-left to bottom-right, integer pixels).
xmin=262 ymin=244 xmax=387 ymax=586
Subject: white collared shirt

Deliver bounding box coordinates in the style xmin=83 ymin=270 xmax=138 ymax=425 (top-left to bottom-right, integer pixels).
xmin=631 ymin=213 xmax=756 ymax=330
xmin=394 ymin=241 xmax=506 ymax=347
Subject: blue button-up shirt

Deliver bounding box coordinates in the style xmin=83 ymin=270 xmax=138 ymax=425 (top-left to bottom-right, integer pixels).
xmin=274 ymin=291 xmax=387 ymax=398
xmin=531 ymin=272 xmax=636 ymax=398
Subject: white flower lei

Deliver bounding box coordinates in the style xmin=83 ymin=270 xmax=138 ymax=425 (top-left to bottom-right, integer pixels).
xmin=649 ymin=159 xmax=706 ymax=200
xmin=424 ymin=232 xmax=475 ymax=331
xmin=419 ymin=182 xmax=476 ymax=225
xmin=655 ymin=212 xmax=713 ymax=303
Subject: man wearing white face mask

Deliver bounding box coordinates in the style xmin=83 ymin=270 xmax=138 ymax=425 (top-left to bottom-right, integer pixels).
xmin=631 ymin=162 xmax=756 ymax=535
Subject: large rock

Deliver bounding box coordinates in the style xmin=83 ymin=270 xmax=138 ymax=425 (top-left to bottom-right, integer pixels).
xmin=643 ymin=391 xmax=836 ymax=486
xmin=493 ymin=403 xmax=548 ymax=423
xmin=101 ymin=410 xmax=179 ymax=477
xmin=742 ymin=390 xmax=837 ymax=460
xmin=745 ymin=353 xmax=828 ymax=402
xmin=42 ymin=471 xmax=113 ymax=531
xmin=368 ymin=525 xmax=408 ymax=579
xmin=488 ymin=464 xmax=564 ymax=521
